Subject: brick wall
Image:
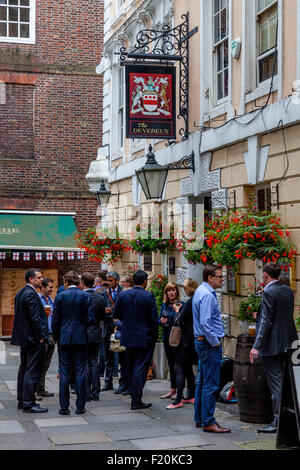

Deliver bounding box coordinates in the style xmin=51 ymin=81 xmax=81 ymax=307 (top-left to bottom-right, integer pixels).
xmin=0 ymin=0 xmax=104 ymax=279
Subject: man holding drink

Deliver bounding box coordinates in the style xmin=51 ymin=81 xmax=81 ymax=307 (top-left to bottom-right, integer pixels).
xmin=37 ymin=278 xmax=56 ymax=398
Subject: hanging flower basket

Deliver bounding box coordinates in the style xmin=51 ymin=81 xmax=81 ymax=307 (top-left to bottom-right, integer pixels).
xmin=75 ymin=227 xmax=131 ymax=264
xmin=130 ymin=220 xmax=177 ymax=255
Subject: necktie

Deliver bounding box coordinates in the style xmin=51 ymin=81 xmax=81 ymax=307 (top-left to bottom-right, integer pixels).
xmin=112 ymin=290 xmax=117 ymax=301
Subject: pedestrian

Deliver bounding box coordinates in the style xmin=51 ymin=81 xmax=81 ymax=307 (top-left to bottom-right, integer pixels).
xmin=166 ymin=278 xmax=199 ymax=410
xmin=80 ymin=272 xmax=106 ymax=402
xmin=250 ymin=263 xmax=298 ymax=433
xmin=52 ymin=271 xmax=94 ymax=415
xmin=11 ymin=269 xmax=49 ymax=413
xmin=113 ymin=270 xmax=158 ymax=410
xmin=94 ymin=270 xmax=109 ymax=294
xmin=193 ymin=265 xmax=231 ymax=433
xmin=159 ymin=282 xmax=184 ymax=400
xmin=101 ymin=271 xmax=122 ymax=392
xmin=120 ymin=275 xmax=133 ymax=289
xmin=36 ymin=277 xmax=56 ymax=398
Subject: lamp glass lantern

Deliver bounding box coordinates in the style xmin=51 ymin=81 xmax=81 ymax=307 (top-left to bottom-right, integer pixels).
xmin=96 ymin=179 xmax=111 ymax=206
xmin=135 ymin=145 xmax=169 ymax=200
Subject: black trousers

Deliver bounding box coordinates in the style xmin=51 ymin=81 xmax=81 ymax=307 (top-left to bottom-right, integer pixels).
xmin=127 ymin=344 xmax=155 ymax=407
xmin=17 ymin=343 xmax=45 ymax=409
xmin=262 ymin=354 xmax=285 ymax=425
xmin=103 ymin=334 xmax=115 ymax=386
xmin=163 ymin=336 xmax=177 ymax=390
xmin=37 ymin=341 xmax=55 ymax=394
xmin=58 ymin=345 xmax=87 ymax=412
xmin=119 ymin=349 xmax=130 ymax=391
xmin=86 ymin=343 xmax=100 ymax=399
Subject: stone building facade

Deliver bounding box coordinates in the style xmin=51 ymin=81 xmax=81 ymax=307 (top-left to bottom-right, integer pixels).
xmin=87 ymin=0 xmax=300 ymax=357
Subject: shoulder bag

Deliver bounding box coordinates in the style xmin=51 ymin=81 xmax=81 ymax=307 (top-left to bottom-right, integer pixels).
xmin=168 ymin=314 xmax=182 ymax=347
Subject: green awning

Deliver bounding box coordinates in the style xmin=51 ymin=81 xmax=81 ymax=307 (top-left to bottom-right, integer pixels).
xmin=0 ymin=213 xmax=78 ymax=251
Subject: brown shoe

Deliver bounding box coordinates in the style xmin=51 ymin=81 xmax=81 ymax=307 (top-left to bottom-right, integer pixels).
xmin=203 ymin=422 xmax=231 ymax=433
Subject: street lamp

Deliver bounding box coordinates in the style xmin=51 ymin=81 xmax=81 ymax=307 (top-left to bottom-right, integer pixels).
xmin=135 ymin=145 xmax=169 ymax=200
xmin=96 ymin=179 xmax=112 ymax=206
xmin=136 ymin=145 xmax=195 ymax=201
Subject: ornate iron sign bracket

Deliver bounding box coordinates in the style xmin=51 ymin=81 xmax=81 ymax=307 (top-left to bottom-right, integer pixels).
xmin=119 ymin=13 xmax=189 ymax=140
xmin=168 ymin=151 xmax=195 ymax=173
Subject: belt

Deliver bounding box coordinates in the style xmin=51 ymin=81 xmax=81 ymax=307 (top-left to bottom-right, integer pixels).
xmin=196 ymin=336 xmax=205 ymax=341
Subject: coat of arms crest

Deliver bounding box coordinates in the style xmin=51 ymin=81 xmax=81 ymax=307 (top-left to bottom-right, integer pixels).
xmin=130 ymin=75 xmax=171 ymax=116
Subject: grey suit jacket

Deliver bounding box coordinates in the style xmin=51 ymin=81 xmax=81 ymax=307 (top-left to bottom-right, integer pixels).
xmin=254 ymin=281 xmax=298 ymax=356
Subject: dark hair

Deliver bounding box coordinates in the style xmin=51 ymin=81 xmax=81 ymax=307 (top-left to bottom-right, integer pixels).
xmin=97 ymin=269 xmax=108 ymax=281
xmin=203 ymin=265 xmax=223 ymax=283
xmin=25 ymin=269 xmax=41 ymax=283
xmin=81 ymin=272 xmax=95 ymax=289
xmin=41 ymin=277 xmax=54 ymax=288
xmin=107 ymin=271 xmax=120 ymax=281
xmin=133 ymin=270 xmax=148 ymax=286
xmin=263 ymin=263 xmax=281 ymax=280
xmin=63 ymin=271 xmax=80 ymax=286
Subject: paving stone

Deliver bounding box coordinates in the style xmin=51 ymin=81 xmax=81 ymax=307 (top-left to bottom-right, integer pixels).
xmin=0 ymin=420 xmax=25 ymax=433
xmin=47 ymin=431 xmax=111 ymax=446
xmin=87 ymin=412 xmax=152 ymax=425
xmin=130 ymin=433 xmax=211 ymax=450
xmin=0 ymin=403 xmax=4 ymax=410
xmin=238 ymin=438 xmax=277 ymax=451
xmin=54 ymin=441 xmax=138 ymax=450
xmin=0 ymin=385 xmax=8 ymax=392
xmin=105 ymin=426 xmax=180 ymax=441
xmin=34 ymin=417 xmax=88 ymax=428
xmin=89 ymin=406 xmax=135 ymax=416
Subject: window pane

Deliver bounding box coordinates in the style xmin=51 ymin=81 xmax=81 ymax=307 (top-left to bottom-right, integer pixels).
xmin=260 ymin=22 xmax=269 ymax=54
xmin=0 ymin=0 xmax=7 ymax=5
xmin=224 ymin=40 xmax=228 ymax=68
xmin=8 ymin=21 xmax=18 ymax=36
xmin=214 ymin=13 xmax=220 ymax=43
xmin=8 ymin=6 xmax=18 ymax=20
xmin=0 ymin=6 xmax=6 ymax=19
xmin=8 ymin=0 xmax=18 ymax=4
xmin=20 ymin=7 xmax=29 ymax=21
xmin=20 ymin=22 xmax=28 ymax=37
xmin=217 ymin=45 xmax=223 ymax=72
xmin=259 ymin=53 xmax=277 ymax=82
xmin=0 ymin=21 xmax=7 ymax=35
xmin=20 ymin=0 xmax=30 ymax=5
xmin=220 ymin=7 xmax=227 ymax=39
xmin=224 ymin=67 xmax=228 ymax=97
xmin=214 ymin=0 xmax=220 ymax=13
xmin=269 ymin=14 xmax=278 ymax=48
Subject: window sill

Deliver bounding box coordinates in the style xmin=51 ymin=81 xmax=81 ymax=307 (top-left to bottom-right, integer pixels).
xmin=203 ymin=101 xmax=228 ymax=123
xmin=245 ymin=76 xmax=278 ymax=104
xmin=0 ymin=37 xmax=35 ymax=44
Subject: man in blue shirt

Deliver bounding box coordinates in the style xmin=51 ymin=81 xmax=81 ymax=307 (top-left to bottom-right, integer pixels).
xmin=192 ymin=265 xmax=231 ymax=433
xmin=37 ymin=277 xmax=55 ymax=398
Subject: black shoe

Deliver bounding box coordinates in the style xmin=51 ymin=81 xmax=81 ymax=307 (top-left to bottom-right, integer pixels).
xmin=114 ymin=387 xmax=125 ymax=395
xmin=23 ymin=405 xmax=48 ymax=413
xmin=59 ymin=409 xmax=71 ymax=415
xmin=122 ymin=389 xmax=131 ymax=396
xmin=91 ymin=396 xmax=99 ymax=401
xmin=131 ymin=402 xmax=152 ymax=410
xmin=17 ymin=402 xmax=23 ymax=410
xmin=37 ymin=390 xmax=54 ymax=397
xmin=257 ymin=423 xmax=277 ymax=433
xmin=75 ymin=409 xmax=86 ymax=415
xmin=101 ymin=384 xmax=113 ymax=392
xmin=195 ymin=422 xmax=202 ymax=428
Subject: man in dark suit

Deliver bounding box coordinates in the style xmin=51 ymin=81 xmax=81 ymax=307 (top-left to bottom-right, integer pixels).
xmin=113 ymin=270 xmax=158 ymax=410
xmin=52 ymin=271 xmax=94 ymax=415
xmin=101 ymin=271 xmax=122 ymax=391
xmin=250 ymin=263 xmax=298 ymax=433
xmin=80 ymin=272 xmax=106 ymax=401
xmin=11 ymin=268 xmax=49 ymax=413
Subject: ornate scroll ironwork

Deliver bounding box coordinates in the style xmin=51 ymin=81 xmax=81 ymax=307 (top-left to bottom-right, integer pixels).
xmin=119 ymin=13 xmax=189 ymax=140
xmin=168 ymin=152 xmax=195 ymax=173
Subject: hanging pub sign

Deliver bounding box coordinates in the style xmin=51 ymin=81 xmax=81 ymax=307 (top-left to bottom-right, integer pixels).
xmin=125 ymin=64 xmax=176 ymax=140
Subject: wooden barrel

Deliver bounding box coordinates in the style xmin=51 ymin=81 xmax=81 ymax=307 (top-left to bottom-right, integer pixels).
xmin=233 ymin=335 xmax=273 ymax=424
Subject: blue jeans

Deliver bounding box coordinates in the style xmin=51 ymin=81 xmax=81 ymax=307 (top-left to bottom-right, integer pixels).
xmin=194 ymin=339 xmax=222 ymax=426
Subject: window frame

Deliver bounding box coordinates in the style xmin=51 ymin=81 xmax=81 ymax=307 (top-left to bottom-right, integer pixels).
xmin=213 ymin=0 xmax=229 ymax=105
xmin=256 ymin=0 xmax=278 ymax=85
xmin=0 ymin=0 xmax=35 ymax=44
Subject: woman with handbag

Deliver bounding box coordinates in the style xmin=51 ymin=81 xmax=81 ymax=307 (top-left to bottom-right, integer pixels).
xmin=159 ymin=282 xmax=185 ymax=400
xmin=166 ymin=279 xmax=199 ymax=410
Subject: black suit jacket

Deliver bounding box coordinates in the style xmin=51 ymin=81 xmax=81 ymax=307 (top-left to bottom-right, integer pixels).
xmin=85 ymin=289 xmax=106 ymax=344
xmin=102 ymin=285 xmax=123 ymax=338
xmin=254 ymin=281 xmax=298 ymax=356
xmin=113 ymin=286 xmax=158 ymax=348
xmin=52 ymin=287 xmax=94 ymax=345
xmin=11 ymin=285 xmax=49 ymax=347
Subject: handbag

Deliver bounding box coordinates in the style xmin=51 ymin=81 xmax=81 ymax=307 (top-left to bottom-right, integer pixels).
xmin=168 ymin=315 xmax=182 ymax=347
xmin=110 ymin=328 xmax=126 ymax=353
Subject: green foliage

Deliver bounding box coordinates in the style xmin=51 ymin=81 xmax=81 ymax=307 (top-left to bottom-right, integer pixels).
xmin=237 ymin=282 xmax=263 ymax=322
